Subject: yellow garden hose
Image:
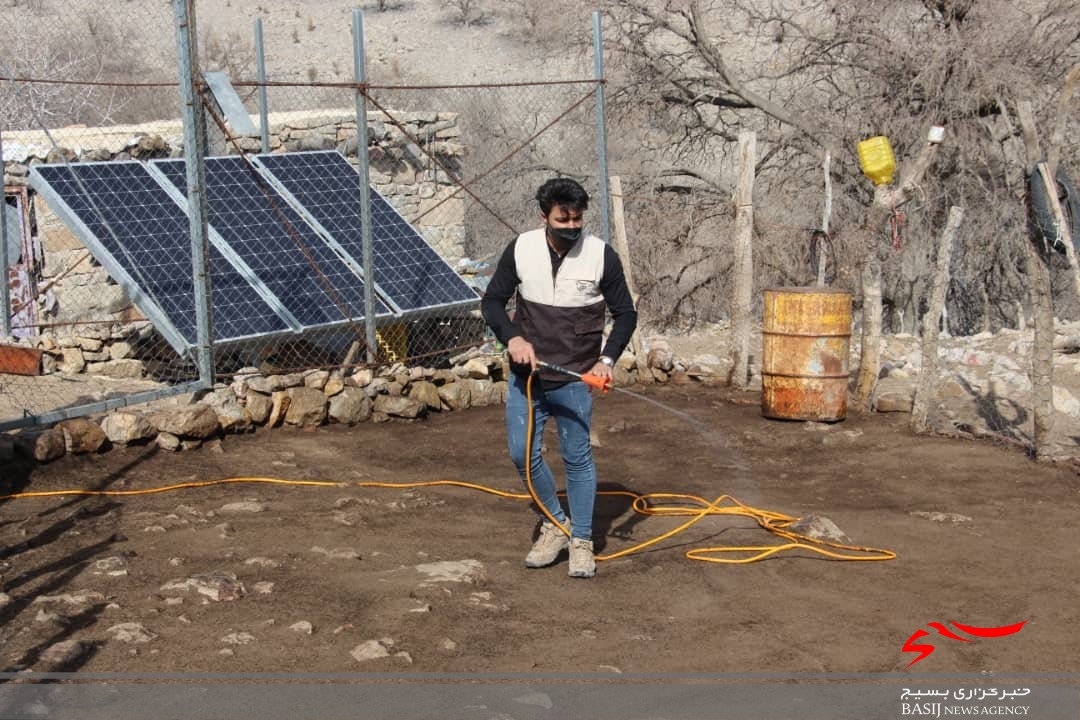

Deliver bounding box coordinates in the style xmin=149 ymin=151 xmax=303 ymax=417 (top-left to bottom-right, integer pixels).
xmin=0 ymin=373 xmax=895 ymax=566
xmin=519 ymin=371 xmax=894 ymax=564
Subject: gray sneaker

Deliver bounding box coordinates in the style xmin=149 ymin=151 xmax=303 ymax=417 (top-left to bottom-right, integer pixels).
xmin=524 ymin=520 xmax=569 ymax=568
xmin=568 ymin=537 xmax=596 ymax=578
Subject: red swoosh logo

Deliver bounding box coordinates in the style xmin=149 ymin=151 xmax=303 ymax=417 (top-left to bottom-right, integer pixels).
xmin=950 ymin=620 xmax=1026 ymax=638
xmin=902 ymin=629 xmax=935 ymax=668
xmin=902 ymin=621 xmax=1026 ymax=668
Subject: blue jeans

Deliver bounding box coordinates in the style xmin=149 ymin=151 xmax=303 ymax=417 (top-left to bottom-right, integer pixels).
xmin=506 ymin=372 xmax=596 ymax=541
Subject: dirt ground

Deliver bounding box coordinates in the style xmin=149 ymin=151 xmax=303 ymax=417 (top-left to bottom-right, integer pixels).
xmin=1 ymin=382 xmax=1078 ymax=675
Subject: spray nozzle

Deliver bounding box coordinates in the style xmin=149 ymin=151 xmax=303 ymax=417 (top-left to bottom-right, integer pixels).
xmin=580 ymin=372 xmax=612 ymax=393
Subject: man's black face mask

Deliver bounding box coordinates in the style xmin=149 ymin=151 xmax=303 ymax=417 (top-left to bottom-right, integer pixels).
xmin=549 ymin=226 xmax=582 ymax=250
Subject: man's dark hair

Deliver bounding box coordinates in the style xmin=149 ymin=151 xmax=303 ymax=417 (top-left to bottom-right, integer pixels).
xmin=536 ymin=178 xmax=589 ymax=215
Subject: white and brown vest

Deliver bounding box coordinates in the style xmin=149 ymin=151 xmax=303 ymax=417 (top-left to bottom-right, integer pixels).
xmin=513 ymin=228 xmax=607 ymax=382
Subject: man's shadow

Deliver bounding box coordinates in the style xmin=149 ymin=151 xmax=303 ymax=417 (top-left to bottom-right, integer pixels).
xmin=593 ymin=481 xmax=641 ymax=554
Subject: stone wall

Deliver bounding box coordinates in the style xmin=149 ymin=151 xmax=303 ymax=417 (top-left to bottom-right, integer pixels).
xmin=3 ymin=341 xmax=704 ymax=463
xmin=1 ymin=108 xmax=467 ymax=378
xmin=8 ymin=322 xmax=1080 ymax=463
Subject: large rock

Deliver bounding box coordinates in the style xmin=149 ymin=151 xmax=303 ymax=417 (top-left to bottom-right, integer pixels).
xmin=76 ymin=337 xmax=103 ymax=352
xmin=108 ymin=341 xmax=133 ymax=360
xmin=323 ymin=377 xmax=345 ymax=397
xmin=199 ymin=387 xmax=250 ymax=433
xmin=872 ymin=377 xmax=915 ymax=416
xmin=373 ymin=394 xmax=425 ymax=419
xmin=438 ymin=382 xmax=471 ymax=411
xmin=351 ymin=639 xmax=391 ymax=663
xmin=267 ymin=391 xmax=290 ymax=428
xmin=647 ymin=342 xmax=675 ymax=372
xmin=57 ymin=346 xmax=86 ymax=374
xmin=458 ymin=378 xmax=499 ymax=407
xmin=462 ymin=358 xmax=490 ymax=379
xmin=787 ymin=514 xmax=852 ymax=544
xmin=328 ymin=387 xmax=373 ymax=425
xmin=1053 ymin=386 xmax=1080 ymax=416
xmin=284 ymin=387 xmax=328 ymax=427
xmin=408 ymin=380 xmax=442 ymax=411
xmin=244 ymin=391 xmax=273 ymax=425
xmin=349 ymin=368 xmax=374 ymax=386
xmin=153 ymin=404 xmax=220 ymax=439
xmin=57 ymin=418 xmax=107 ymax=454
xmin=99 ymin=414 xmax=157 ymax=446
xmin=157 ymin=432 xmax=181 ymax=451
xmin=85 ymin=359 xmax=144 ymax=379
xmin=489 ymin=381 xmax=509 ymax=405
xmin=247 ymin=374 xmax=300 ymax=394
xmin=414 ymin=559 xmax=486 ymax=584
xmin=16 ymin=428 xmax=66 ymax=463
xmin=303 ymin=369 xmax=330 ymax=390
xmin=108 ymin=622 xmax=157 ymax=643
xmin=160 ymin=572 xmax=245 ymax=602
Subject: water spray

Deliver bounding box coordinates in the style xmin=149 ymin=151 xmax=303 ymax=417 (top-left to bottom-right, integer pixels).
xmin=535 ymin=359 xmax=712 ymax=434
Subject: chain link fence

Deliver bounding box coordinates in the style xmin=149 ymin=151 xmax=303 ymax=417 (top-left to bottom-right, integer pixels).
xmin=0 ymin=1 xmax=607 ymax=430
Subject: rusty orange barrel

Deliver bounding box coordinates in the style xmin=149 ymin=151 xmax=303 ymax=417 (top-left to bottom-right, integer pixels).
xmin=761 ymin=287 xmax=852 ymax=421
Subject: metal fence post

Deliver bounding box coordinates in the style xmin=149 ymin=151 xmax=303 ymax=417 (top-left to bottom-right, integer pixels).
xmin=255 ymin=17 xmax=271 ymax=155
xmin=592 ymin=10 xmax=612 ymax=245
xmin=353 ymin=8 xmax=377 ymax=363
xmin=173 ymin=0 xmax=214 ymax=387
xmin=0 ymin=125 xmax=10 ymax=338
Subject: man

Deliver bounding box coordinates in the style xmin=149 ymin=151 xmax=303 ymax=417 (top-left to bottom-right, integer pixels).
xmin=481 ymin=178 xmax=638 ymax=578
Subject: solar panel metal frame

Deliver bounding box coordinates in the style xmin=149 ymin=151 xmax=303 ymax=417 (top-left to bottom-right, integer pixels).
xmin=252 ymin=151 xmax=479 ymax=320
xmin=151 ymin=156 xmax=394 ymax=334
xmin=28 ymin=161 xmax=204 ymax=355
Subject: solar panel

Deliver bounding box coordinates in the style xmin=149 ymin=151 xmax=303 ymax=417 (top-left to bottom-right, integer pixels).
xmin=254 ymin=151 xmax=478 ymax=314
xmin=29 ymin=161 xmax=290 ymax=353
xmin=152 ymin=157 xmax=391 ymax=331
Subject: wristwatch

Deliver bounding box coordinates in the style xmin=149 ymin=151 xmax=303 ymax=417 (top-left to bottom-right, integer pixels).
xmin=599 ymin=356 xmax=614 ymax=367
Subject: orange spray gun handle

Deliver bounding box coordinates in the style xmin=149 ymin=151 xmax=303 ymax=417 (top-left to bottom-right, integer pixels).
xmin=580 ymin=372 xmax=612 ymax=393
xmin=536 ymin=360 xmax=611 ymax=393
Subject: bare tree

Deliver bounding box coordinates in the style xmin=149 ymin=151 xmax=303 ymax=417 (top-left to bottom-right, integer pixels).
xmin=445 ymin=0 xmax=491 ymax=27
xmin=603 ymin=0 xmax=1080 ymax=339
xmin=0 ymin=7 xmax=172 ymax=129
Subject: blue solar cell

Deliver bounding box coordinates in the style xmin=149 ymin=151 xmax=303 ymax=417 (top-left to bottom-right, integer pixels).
xmin=153 ymin=157 xmax=390 ymax=328
xmin=30 ymin=162 xmax=289 ymax=350
xmin=255 ymin=151 xmax=478 ymax=313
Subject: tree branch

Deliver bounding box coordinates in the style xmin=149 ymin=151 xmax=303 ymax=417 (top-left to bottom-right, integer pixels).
xmin=688 ymin=1 xmax=841 ymax=159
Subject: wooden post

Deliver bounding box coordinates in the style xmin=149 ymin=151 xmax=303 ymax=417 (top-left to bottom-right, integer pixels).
xmin=1029 ymin=241 xmax=1056 ymax=460
xmin=912 ymin=205 xmax=964 ymax=433
xmin=854 ymin=255 xmax=883 ymax=407
xmin=817 ymin=151 xmax=831 ymax=287
xmin=1016 ymin=99 xmax=1056 ymax=460
xmin=608 ymin=175 xmax=643 ymax=360
xmin=330 ymin=340 xmax=362 ymax=380
xmin=731 ymin=131 xmax=755 ymax=388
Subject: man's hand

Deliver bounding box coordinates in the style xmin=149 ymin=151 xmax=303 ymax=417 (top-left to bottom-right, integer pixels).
xmin=589 ymin=360 xmax=614 ymax=381
xmin=506 ymin=336 xmax=537 ymax=370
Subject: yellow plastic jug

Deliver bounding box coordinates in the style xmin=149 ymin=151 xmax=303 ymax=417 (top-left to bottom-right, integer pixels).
xmin=857 ymin=136 xmax=896 ymax=186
